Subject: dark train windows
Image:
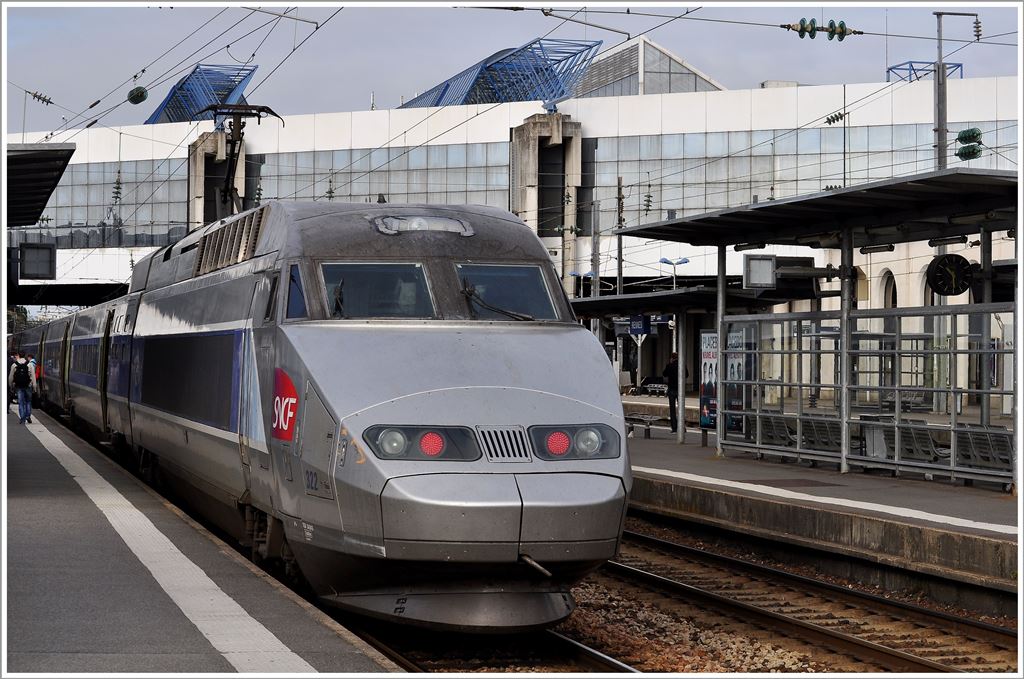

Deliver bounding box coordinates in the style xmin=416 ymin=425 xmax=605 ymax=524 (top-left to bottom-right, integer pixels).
xmin=455 ymin=264 xmax=558 ymax=321
xmin=321 ymin=263 xmax=435 ymax=319
xmin=139 ymin=333 xmax=235 ymax=429
xmin=286 ymin=264 xmax=308 ymax=319
xmin=71 ymin=342 xmax=99 ymax=376
xmin=264 ymin=273 xmax=279 ymax=322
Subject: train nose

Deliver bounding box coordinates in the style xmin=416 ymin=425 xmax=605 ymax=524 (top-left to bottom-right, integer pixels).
xmin=380 ymin=471 xmax=625 ymax=563
xmin=343 ymin=386 xmax=629 ymax=565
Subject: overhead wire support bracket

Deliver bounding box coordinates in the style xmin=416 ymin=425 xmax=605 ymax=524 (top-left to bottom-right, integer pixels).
xmin=241 ymin=7 xmax=319 ymax=29
xmin=541 ymin=8 xmax=631 ymax=39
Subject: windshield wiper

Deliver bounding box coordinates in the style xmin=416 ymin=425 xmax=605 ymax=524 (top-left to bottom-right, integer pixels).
xmin=460 ymin=278 xmax=534 ymax=321
xmin=331 ymin=280 xmax=344 ymax=318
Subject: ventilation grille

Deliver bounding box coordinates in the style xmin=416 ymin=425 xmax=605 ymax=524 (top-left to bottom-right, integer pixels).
xmin=193 ymin=206 xmax=266 ymax=277
xmin=477 ymin=426 xmax=532 ymax=462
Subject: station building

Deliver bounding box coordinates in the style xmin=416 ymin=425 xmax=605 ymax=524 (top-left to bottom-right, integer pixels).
xmin=8 ymin=36 xmax=1018 ymax=334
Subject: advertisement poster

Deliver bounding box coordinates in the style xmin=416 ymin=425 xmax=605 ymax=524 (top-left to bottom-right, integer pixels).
xmin=699 ymin=331 xmax=717 ymax=429
xmin=725 ymin=329 xmax=747 ymax=432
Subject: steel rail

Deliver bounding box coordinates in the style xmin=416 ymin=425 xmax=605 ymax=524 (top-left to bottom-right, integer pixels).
xmin=603 ymin=559 xmax=958 ymax=673
xmin=622 ymin=530 xmax=1018 ymax=647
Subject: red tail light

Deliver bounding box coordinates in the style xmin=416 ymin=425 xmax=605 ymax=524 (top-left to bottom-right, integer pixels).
xmin=545 ymin=431 xmax=571 ymax=456
xmin=419 ymin=431 xmax=445 ymax=456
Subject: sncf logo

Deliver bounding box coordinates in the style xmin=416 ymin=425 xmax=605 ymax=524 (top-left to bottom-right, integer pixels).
xmin=272 ymin=368 xmax=299 ymax=440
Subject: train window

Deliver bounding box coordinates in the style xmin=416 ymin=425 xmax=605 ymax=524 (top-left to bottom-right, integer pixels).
xmin=286 ymin=264 xmax=308 ymax=319
xmin=321 ymin=263 xmax=435 ymax=319
xmin=264 ymin=273 xmax=280 ymax=322
xmin=455 ymin=264 xmax=558 ymax=321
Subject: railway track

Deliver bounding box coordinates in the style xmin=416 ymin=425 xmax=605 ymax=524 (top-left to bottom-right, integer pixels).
xmin=610 ymin=530 xmax=1018 ymax=672
xmin=350 ymin=624 xmax=639 ymax=673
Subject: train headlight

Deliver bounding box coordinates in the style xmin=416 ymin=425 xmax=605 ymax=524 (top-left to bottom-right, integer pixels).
xmin=377 ymin=429 xmax=408 ymax=457
xmin=529 ymin=424 xmax=620 ymax=460
xmin=574 ymin=428 xmax=603 ymax=456
xmin=363 ymin=426 xmax=481 ymax=461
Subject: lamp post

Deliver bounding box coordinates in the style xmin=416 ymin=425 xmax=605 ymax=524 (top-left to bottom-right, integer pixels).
xmin=659 ymin=257 xmax=690 ymax=290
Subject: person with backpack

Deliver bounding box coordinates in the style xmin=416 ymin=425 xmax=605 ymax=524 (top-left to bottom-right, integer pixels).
xmin=8 ymin=351 xmax=36 ymax=424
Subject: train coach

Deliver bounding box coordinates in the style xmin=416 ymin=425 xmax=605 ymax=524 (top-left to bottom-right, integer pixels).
xmin=10 ymin=202 xmax=631 ymax=631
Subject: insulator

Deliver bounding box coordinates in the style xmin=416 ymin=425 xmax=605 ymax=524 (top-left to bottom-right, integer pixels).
xmin=973 ymin=18 xmax=982 ymax=41
xmin=956 ymin=127 xmax=982 ymax=145
xmin=955 ymin=144 xmax=983 ymax=161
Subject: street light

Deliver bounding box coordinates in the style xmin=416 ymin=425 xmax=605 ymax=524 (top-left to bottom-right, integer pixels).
xmin=658 ymin=257 xmax=690 ymax=290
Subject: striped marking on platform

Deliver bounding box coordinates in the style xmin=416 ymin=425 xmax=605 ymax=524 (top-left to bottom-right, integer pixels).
xmin=25 ymin=423 xmax=317 ymax=673
xmin=633 ymin=466 xmax=1018 ymax=536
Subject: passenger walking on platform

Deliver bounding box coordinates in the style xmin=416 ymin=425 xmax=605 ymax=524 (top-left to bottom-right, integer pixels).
xmin=9 ymin=351 xmax=36 ymax=424
xmin=6 ymin=352 xmax=14 ymax=414
xmin=662 ymin=353 xmax=683 ymax=433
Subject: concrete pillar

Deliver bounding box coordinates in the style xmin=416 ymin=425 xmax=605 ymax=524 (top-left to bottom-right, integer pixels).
xmin=186 ymin=130 xmax=245 ymax=231
xmin=511 ymin=113 xmax=582 ymax=290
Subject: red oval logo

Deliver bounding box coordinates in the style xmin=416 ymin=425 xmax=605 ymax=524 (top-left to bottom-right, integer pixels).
xmin=272 ymin=368 xmax=299 ymax=441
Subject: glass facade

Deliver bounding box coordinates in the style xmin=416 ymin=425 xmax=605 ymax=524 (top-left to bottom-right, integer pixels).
xmin=7 ymin=118 xmax=1016 ymax=251
xmin=8 ymin=142 xmax=511 ymax=249
xmin=10 ymin=158 xmax=189 ymax=248
xmin=580 ymin=120 xmax=1017 ymax=232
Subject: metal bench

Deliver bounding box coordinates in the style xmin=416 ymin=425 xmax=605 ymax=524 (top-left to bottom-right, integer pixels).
xmin=625 ymin=414 xmax=665 ymax=439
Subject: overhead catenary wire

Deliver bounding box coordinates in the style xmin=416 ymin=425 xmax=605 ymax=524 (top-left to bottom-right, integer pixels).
xmin=39 ymin=7 xmax=230 ymax=140
xmin=278 ymin=6 xmax=588 ymax=201
xmin=489 ymin=6 xmax=1017 ymax=46
xmin=247 ymin=7 xmax=343 ymax=96
xmin=46 ymin=8 xmax=313 ymax=146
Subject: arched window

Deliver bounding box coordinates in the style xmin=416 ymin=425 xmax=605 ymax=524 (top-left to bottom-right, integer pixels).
xmin=882 ymin=270 xmax=898 ymax=309
xmin=881 ymin=271 xmax=898 ymax=334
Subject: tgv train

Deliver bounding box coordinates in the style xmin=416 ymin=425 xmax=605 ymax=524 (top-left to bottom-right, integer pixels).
xmin=10 ymin=202 xmax=631 ymax=631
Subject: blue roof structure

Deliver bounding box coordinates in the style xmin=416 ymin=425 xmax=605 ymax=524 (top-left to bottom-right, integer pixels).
xmin=145 ymin=64 xmax=257 ymax=124
xmin=400 ymin=38 xmax=602 ymax=112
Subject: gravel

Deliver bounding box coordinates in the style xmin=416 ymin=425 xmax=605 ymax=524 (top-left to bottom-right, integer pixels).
xmin=558 ymin=581 xmax=829 ymax=672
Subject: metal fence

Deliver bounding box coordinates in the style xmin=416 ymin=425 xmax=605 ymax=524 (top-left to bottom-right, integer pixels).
xmin=720 ymin=302 xmax=1015 ymax=488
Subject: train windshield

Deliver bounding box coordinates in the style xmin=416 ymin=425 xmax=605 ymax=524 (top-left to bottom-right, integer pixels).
xmin=322 ymin=263 xmax=435 ymax=319
xmin=456 ymin=264 xmax=557 ymax=321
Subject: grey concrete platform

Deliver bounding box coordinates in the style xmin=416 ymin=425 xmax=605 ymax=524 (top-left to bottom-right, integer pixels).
xmin=626 ymin=425 xmax=1018 ymax=596
xmin=5 ymin=410 xmax=399 ymax=674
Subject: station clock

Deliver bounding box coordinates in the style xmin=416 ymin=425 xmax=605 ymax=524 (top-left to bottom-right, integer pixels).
xmin=926 ymin=253 xmax=973 ymax=296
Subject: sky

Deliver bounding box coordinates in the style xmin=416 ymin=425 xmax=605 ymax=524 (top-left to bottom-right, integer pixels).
xmin=4 ymin=2 xmax=1021 ymax=137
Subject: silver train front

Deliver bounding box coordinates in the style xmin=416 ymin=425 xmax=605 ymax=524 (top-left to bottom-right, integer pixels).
xmin=10 ymin=202 xmax=631 ymax=631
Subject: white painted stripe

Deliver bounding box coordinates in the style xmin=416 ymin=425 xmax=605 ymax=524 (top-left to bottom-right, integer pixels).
xmin=633 ymin=466 xmax=1018 ymax=536
xmin=25 ymin=423 xmax=317 ymax=673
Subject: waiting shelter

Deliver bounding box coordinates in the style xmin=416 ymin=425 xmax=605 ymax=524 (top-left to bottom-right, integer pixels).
xmin=616 ymin=168 xmax=1018 ymax=492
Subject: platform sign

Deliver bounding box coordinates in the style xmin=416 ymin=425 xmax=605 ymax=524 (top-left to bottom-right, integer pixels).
xmin=699 ymin=331 xmax=717 ymax=429
xmin=629 ymin=315 xmax=651 ymax=335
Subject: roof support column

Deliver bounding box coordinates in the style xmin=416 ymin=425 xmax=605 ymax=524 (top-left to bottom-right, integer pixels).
xmin=677 ymin=307 xmax=687 ymax=444
xmin=715 ymin=244 xmax=726 ymax=458
xmin=980 ymin=226 xmax=992 ymax=428
xmin=839 ymin=226 xmax=854 ymax=473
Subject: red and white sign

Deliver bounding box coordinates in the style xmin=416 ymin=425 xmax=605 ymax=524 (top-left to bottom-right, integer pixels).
xmin=272 ymin=368 xmax=299 ymax=441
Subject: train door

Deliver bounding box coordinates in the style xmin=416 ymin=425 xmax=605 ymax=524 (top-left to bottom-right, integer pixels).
xmin=246 ymin=270 xmax=281 ymax=511
xmin=60 ymin=322 xmax=72 ymax=408
xmin=99 ymin=308 xmax=114 ymax=431
xmin=297 ymin=384 xmax=338 ymax=524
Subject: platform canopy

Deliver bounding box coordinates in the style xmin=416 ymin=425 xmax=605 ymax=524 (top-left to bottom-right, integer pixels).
xmin=571 ymin=259 xmax=821 ymax=318
xmin=400 ymin=38 xmax=601 ymax=110
xmin=6 ymin=143 xmax=76 ymax=227
xmin=616 ymin=168 xmax=1017 ymax=249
